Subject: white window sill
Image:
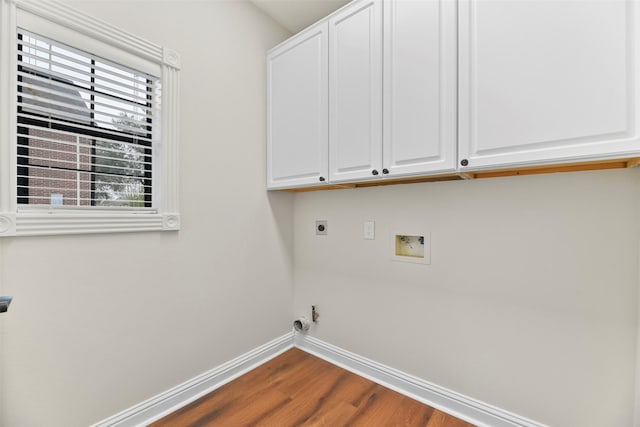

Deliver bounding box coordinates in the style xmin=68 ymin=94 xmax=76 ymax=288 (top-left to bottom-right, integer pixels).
xmin=0 ymin=211 xmax=180 ymax=237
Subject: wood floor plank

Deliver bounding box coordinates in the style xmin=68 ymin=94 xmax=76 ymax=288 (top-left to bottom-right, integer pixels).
xmin=255 ymin=363 xmax=347 ymax=426
xmin=344 ymin=385 xmax=407 ymax=426
xmin=302 ymin=400 xmax=359 ymax=426
xmin=151 ymin=349 xmax=476 ymax=427
xmin=275 ymin=354 xmax=339 ymax=398
xmin=151 ymin=350 xmax=307 ymax=427
xmin=150 ymin=376 xmax=248 ymax=426
xmin=426 ymin=409 xmax=475 ymax=427
xmin=385 ymin=395 xmax=435 ymax=426
xmin=193 ymin=387 xmax=291 ymax=426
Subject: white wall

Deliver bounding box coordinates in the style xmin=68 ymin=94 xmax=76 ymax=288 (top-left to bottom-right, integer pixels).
xmin=1 ymin=2 xmax=638 ymax=426
xmin=0 ymin=1 xmax=293 ymax=426
xmin=636 ymin=238 xmax=640 ymax=427
xmin=636 ymin=243 xmax=640 ymax=427
xmin=293 ymin=169 xmax=640 ymax=427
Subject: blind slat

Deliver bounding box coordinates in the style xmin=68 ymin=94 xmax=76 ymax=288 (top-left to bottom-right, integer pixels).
xmin=18 ymin=96 xmax=152 ymax=133
xmin=18 ymin=59 xmax=153 ymax=104
xmin=19 ymin=164 xmax=151 ymax=182
xmin=17 ymin=195 xmax=152 ymax=205
xmin=18 ymin=69 xmax=152 ymax=106
xmin=18 ymin=132 xmax=151 ymax=157
xmin=19 ymin=38 xmax=154 ymax=86
xmin=19 ymin=72 xmax=153 ymax=113
xmin=17 ymin=174 xmax=152 ymax=188
xmin=17 ymin=115 xmax=153 ymax=144
xmin=18 ymin=154 xmax=151 ymax=175
xmin=18 ymin=101 xmax=149 ymax=135
xmin=18 ymin=141 xmax=153 ymax=167
xmin=18 ymin=186 xmax=153 ymax=196
xmin=18 ymin=54 xmax=155 ymax=98
xmin=19 ymin=87 xmax=152 ymax=124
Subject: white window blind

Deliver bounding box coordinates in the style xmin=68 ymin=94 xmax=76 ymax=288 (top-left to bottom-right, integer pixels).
xmin=16 ymin=29 xmax=160 ymax=209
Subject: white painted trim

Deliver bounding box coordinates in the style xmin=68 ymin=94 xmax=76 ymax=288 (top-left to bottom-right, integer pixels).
xmin=13 ymin=0 xmax=167 ymax=68
xmin=90 ymin=332 xmax=294 ymax=427
xmin=14 ymin=213 xmax=165 ymax=236
xmin=0 ymin=0 xmax=17 ymax=235
xmin=294 ymin=333 xmax=546 ymax=427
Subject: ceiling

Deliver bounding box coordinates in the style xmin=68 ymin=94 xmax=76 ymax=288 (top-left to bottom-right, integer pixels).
xmin=250 ymin=0 xmax=350 ymax=34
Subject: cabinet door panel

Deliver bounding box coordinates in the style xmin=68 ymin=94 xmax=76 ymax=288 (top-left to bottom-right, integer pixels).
xmin=383 ymin=0 xmax=457 ymax=177
xmin=459 ymin=0 xmax=640 ymax=170
xmin=329 ymin=0 xmax=383 ymax=183
xmin=267 ymin=23 xmax=328 ymax=189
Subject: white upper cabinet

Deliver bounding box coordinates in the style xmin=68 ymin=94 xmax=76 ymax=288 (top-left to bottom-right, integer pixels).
xmin=458 ymin=0 xmax=640 ymax=170
xmin=268 ymin=0 xmax=640 ymax=190
xmin=329 ymin=0 xmax=383 ymax=183
xmin=267 ymin=23 xmax=328 ymax=189
xmin=383 ymin=0 xmax=457 ymax=177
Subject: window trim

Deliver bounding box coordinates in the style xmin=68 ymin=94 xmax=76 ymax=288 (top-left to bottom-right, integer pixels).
xmin=0 ymin=0 xmax=180 ymax=236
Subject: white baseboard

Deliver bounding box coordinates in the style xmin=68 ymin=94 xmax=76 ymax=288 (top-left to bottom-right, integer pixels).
xmin=91 ymin=332 xmax=294 ymax=427
xmin=91 ymin=331 xmax=545 ymax=427
xmin=294 ymin=333 xmax=546 ymax=427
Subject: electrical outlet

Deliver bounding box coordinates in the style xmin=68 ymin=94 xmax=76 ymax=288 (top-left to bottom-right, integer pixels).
xmin=316 ymin=220 xmax=328 ymax=235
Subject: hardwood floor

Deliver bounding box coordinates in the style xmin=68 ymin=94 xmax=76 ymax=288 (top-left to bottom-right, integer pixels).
xmin=151 ymin=348 xmax=475 ymax=427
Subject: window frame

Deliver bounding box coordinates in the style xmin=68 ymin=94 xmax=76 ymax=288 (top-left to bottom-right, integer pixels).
xmin=0 ymin=0 xmax=180 ymax=236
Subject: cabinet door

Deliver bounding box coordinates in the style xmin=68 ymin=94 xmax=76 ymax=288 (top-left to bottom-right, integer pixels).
xmin=267 ymin=23 xmax=328 ymax=189
xmin=329 ymin=0 xmax=383 ymax=183
xmin=459 ymin=0 xmax=640 ymax=170
xmin=383 ymin=0 xmax=457 ymax=177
